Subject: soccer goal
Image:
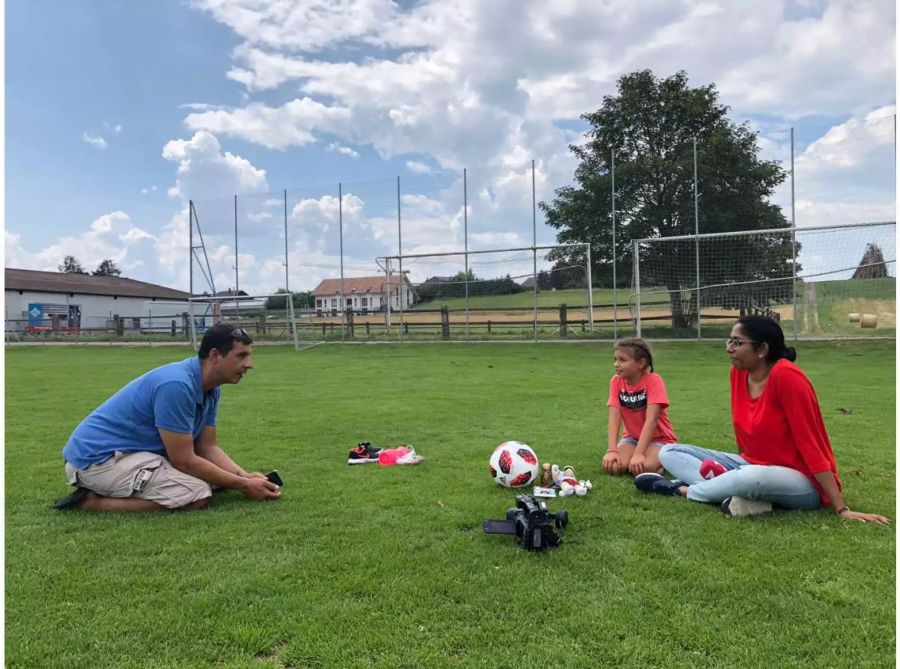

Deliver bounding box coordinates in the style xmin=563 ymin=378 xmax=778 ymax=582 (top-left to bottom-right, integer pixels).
xmin=188 ymin=198 xmax=328 ymax=350
xmin=375 ymin=243 xmax=598 ymax=341
xmin=631 ymin=221 xmax=896 ymax=339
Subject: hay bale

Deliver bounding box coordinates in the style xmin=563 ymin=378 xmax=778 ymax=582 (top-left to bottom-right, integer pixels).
xmin=848 ymin=313 xmax=860 ymax=323
xmin=860 ymin=313 xmax=878 ymax=328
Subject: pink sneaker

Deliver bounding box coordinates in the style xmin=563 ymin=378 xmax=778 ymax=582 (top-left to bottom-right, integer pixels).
xmin=699 ymin=459 xmax=726 ymax=480
xmin=378 ymin=446 xmax=410 ymax=466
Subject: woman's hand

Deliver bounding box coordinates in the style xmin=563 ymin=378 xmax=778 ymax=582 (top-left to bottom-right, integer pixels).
xmin=839 ymin=509 xmax=890 ymax=525
xmin=602 ymin=451 xmax=621 ymax=476
xmin=628 ymin=453 xmax=647 ymax=476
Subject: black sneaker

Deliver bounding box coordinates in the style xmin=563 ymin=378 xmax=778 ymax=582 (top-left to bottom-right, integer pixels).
xmin=347 ymin=442 xmax=383 ymax=465
xmin=52 ymin=487 xmax=89 ymax=510
xmin=720 ymin=496 xmax=773 ymax=517
xmin=634 ymin=473 xmax=683 ymax=496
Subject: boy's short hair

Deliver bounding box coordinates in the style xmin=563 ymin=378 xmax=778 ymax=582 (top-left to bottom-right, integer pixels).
xmin=198 ymin=323 xmax=253 ymax=359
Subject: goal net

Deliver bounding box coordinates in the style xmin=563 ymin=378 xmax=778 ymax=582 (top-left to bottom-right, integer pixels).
xmin=378 ymin=243 xmax=595 ymax=340
xmin=631 ymin=221 xmax=896 ymax=338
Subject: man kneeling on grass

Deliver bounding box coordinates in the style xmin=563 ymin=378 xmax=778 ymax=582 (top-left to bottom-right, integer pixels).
xmin=52 ymin=322 xmax=281 ymax=512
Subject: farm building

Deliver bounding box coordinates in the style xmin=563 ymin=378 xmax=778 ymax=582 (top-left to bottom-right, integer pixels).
xmin=5 ymin=268 xmax=191 ymax=334
xmin=312 ymin=275 xmax=417 ymax=315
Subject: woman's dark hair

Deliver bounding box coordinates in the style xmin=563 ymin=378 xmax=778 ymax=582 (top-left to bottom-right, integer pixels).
xmin=736 ymin=316 xmax=796 ymax=363
xmin=614 ymin=337 xmax=654 ymax=372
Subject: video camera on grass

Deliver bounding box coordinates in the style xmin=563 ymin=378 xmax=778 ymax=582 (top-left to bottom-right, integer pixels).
xmin=483 ymin=494 xmax=568 ymax=551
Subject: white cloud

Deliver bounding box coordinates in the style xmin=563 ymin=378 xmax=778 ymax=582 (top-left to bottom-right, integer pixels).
xmin=406 ymin=160 xmax=433 ymax=174
xmin=82 ymin=132 xmax=108 ymax=150
xmin=4 ymin=211 xmax=161 ymax=276
xmin=141 ymin=185 xmax=159 ymax=195
xmin=183 ymin=99 xmax=352 ymax=150
xmin=104 ymin=121 xmax=123 ymax=134
xmin=194 ymin=0 xmax=400 ymax=53
xmin=469 ymin=231 xmax=522 ymax=247
xmin=327 ymin=142 xmax=360 ymax=159
xmin=179 ymin=102 xmax=230 ymax=112
xmin=290 ymin=193 xmax=365 ymax=233
xmin=162 ymin=130 xmax=268 ymax=202
xmin=764 ymin=105 xmax=896 ymax=227
xmin=796 ymin=106 xmax=895 ymax=173
xmin=188 ymin=0 xmax=893 ymax=177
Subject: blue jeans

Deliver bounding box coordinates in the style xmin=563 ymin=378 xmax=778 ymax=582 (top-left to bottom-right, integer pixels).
xmin=659 ymin=444 xmax=822 ymax=510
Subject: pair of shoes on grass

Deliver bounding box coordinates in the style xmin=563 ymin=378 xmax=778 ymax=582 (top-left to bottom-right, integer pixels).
xmin=51 ymin=487 xmax=89 ymax=511
xmin=634 ymin=473 xmax=773 ymax=517
xmin=347 ymin=442 xmax=383 ymax=465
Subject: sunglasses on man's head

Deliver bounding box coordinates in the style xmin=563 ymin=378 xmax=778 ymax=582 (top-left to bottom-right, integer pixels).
xmin=230 ymin=327 xmax=252 ymax=343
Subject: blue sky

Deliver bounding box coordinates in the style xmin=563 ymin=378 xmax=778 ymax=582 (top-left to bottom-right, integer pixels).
xmin=5 ymin=0 xmax=896 ymax=294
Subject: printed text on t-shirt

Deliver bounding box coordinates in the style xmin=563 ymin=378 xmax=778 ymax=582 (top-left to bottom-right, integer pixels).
xmin=619 ymin=389 xmax=647 ymax=410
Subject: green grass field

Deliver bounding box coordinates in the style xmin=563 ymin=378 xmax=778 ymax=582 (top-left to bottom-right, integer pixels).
xmin=6 ymin=342 xmax=895 ymax=668
xmin=795 ymin=277 xmax=896 ymax=336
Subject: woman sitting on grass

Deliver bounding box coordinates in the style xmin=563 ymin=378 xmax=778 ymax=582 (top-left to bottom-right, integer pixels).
xmin=634 ymin=315 xmax=890 ymax=524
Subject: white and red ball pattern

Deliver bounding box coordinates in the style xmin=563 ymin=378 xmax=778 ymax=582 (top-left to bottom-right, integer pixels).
xmin=489 ymin=441 xmax=539 ymax=488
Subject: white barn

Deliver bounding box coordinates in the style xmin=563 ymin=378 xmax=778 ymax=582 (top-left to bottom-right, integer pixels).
xmin=5 ymin=268 xmax=192 ymax=334
xmin=312 ymin=275 xmax=417 ymax=315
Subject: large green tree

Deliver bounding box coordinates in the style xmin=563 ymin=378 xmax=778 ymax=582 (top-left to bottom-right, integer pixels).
xmin=541 ymin=70 xmax=794 ymax=328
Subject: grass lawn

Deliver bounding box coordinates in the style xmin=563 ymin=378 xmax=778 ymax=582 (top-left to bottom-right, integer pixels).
xmin=6 ymin=341 xmax=895 ymax=668
xmin=796 ymin=277 xmax=896 ymax=336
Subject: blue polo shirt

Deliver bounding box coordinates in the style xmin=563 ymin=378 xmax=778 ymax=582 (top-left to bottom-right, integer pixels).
xmin=63 ymin=357 xmax=220 ymax=469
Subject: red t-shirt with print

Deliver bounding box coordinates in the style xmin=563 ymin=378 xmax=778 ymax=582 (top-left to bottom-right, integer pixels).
xmin=730 ymin=358 xmax=840 ymax=505
xmin=607 ymin=372 xmax=678 ymax=444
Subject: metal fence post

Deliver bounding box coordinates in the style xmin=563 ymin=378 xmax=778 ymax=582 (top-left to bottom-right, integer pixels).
xmin=611 ymin=148 xmax=616 ymax=339
xmin=633 ymin=240 xmax=641 ymax=338
xmin=532 ymin=159 xmax=538 ymax=342
xmin=790 ymin=127 xmax=798 ymax=342
xmin=694 ymin=137 xmax=701 ymax=340
xmin=463 ymin=167 xmax=469 ymax=341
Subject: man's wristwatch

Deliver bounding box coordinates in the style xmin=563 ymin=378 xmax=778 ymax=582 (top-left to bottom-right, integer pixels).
xmin=835 ymin=505 xmax=850 ymax=516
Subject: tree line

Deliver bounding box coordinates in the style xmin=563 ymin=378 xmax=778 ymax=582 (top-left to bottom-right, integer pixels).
xmin=58 ymin=256 xmax=122 ymax=276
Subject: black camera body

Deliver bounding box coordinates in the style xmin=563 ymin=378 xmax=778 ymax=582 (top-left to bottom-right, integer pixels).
xmin=483 ymin=495 xmax=569 ymax=550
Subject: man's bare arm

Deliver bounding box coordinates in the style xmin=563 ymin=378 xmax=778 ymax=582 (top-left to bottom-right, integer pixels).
xmin=160 ymin=429 xmax=279 ymax=500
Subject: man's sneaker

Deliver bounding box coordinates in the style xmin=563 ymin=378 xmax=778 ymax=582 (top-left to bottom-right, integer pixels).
xmin=720 ymin=496 xmax=773 ymax=517
xmin=51 ymin=487 xmax=89 ymax=511
xmin=348 ymin=442 xmax=383 ymax=465
xmin=634 ymin=472 xmax=683 ymax=496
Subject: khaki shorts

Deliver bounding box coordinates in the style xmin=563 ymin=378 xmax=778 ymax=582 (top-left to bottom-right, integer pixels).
xmin=65 ymin=451 xmax=212 ymax=509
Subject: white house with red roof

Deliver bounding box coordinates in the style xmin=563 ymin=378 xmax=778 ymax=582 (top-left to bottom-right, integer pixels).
xmin=312 ymin=275 xmax=417 ymax=314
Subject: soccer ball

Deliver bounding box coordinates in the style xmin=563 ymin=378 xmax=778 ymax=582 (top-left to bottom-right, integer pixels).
xmin=489 ymin=441 xmax=539 ymax=488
